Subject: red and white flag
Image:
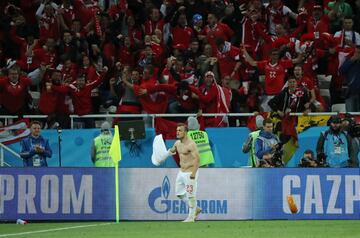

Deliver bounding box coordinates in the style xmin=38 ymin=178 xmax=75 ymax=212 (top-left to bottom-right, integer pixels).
xmin=0 ymin=120 xmax=30 ymax=145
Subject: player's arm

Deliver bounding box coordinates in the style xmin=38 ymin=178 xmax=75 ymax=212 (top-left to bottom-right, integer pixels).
xmin=168 ymin=141 xmax=178 ymax=155
xmin=190 ymin=142 xmax=200 ymax=179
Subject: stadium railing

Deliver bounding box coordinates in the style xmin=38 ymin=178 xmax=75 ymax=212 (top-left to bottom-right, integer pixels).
xmin=0 ymin=143 xmax=21 ymax=167
xmin=3 ymin=112 xmax=360 ymax=128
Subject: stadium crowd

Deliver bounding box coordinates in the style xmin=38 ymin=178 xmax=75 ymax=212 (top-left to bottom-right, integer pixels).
xmin=0 ymin=0 xmax=360 ymax=129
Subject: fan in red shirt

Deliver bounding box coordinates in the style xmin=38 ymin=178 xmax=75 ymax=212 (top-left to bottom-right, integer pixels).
xmin=137 ymin=45 xmax=161 ymax=70
xmin=60 ymin=57 xmax=78 ymax=84
xmin=124 ymin=14 xmax=143 ymax=47
xmin=0 ymin=65 xmax=32 ymax=115
xmin=215 ymin=37 xmax=241 ymax=80
xmin=191 ymin=71 xmax=230 ymax=128
xmin=70 ymin=19 xmax=87 ymax=39
xmin=108 ymin=0 xmax=127 ymax=21
xmin=143 ymin=7 xmax=165 ymax=36
xmin=112 ymin=69 xmax=142 ymax=115
xmin=306 ymin=5 xmax=330 ymax=33
xmin=170 ymin=12 xmax=194 ymax=50
xmin=240 ymin=4 xmax=262 ymax=56
xmin=145 ymin=81 xmax=199 ymax=113
xmin=293 ymin=64 xmax=326 ymax=111
xmin=57 ymin=0 xmax=76 ymax=30
xmin=202 ymin=12 xmax=234 ymax=52
xmin=242 ymin=47 xmax=303 ymax=111
xmin=32 ymin=38 xmax=58 ymax=69
xmin=58 ymin=30 xmax=84 ymax=63
xmin=10 ymin=25 xmax=40 ymax=72
xmin=36 ymin=2 xmax=60 ymax=43
xmin=265 ymin=0 xmax=298 ymax=35
xmin=122 ymin=65 xmax=168 ymax=114
xmin=253 ymin=22 xmax=305 ymax=60
xmin=78 ymin=55 xmax=97 ymax=84
xmin=117 ymin=37 xmax=136 ymax=68
xmin=144 ymin=33 xmax=164 ymax=61
xmin=51 ymin=66 xmax=108 ymax=118
xmin=73 ymin=0 xmax=98 ymax=28
xmin=38 ymin=70 xmax=70 ymax=128
xmin=291 ymin=32 xmax=337 ymax=80
xmin=161 ymin=56 xmax=187 ymax=85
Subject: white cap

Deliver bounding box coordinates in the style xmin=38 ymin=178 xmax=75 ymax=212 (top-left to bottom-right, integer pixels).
xmin=187 ymin=116 xmax=200 ymax=130
xmin=101 ymin=121 xmax=111 ymax=131
xmin=205 ymin=71 xmax=215 ymax=77
xmin=255 ymin=115 xmax=264 ymax=129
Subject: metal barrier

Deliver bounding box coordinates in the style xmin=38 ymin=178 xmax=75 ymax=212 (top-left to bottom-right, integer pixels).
xmin=66 ymin=112 xmax=360 ymax=128
xmin=0 ymin=115 xmax=18 ymax=126
xmin=0 ymin=143 xmax=22 ymax=167
xmin=1 ymin=112 xmax=360 ymax=128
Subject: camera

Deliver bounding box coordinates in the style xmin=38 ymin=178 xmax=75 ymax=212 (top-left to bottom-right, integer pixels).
xmin=298 ymin=149 xmax=317 ymax=167
xmin=272 ymin=144 xmax=285 ymax=167
xmin=316 ymin=152 xmax=329 ymax=167
xmin=299 ymin=157 xmax=317 ymax=167
xmin=258 ymin=143 xmax=284 ymax=168
xmin=349 ymin=123 xmax=360 ymax=138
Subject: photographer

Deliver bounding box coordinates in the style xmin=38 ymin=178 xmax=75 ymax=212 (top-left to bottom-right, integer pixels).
xmin=298 ymin=149 xmax=318 ymax=168
xmin=316 ymin=115 xmax=357 ymax=168
xmin=255 ymin=118 xmax=283 ymax=167
xmin=341 ymin=115 xmax=360 ymax=166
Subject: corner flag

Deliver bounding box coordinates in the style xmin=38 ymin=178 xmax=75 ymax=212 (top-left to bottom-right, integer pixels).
xmin=108 ymin=125 xmax=121 ymax=223
xmin=109 ymin=125 xmax=122 ymax=163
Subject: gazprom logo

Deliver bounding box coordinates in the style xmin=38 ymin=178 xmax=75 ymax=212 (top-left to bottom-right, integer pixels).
xmin=162 ymin=176 xmax=170 ymax=199
xmin=148 ymin=176 xmax=171 ymax=213
xmin=148 ymin=176 xmax=228 ymax=214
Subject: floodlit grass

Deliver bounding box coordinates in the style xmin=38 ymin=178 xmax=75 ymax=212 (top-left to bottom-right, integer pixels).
xmin=0 ymin=220 xmax=360 ymax=238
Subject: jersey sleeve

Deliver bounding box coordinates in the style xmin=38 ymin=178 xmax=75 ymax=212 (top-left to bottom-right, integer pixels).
xmin=280 ymin=59 xmax=293 ymax=69
xmin=256 ymin=60 xmax=267 ymax=72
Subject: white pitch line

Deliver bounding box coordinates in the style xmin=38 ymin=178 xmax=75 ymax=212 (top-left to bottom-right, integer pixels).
xmin=0 ymin=222 xmax=113 ymax=237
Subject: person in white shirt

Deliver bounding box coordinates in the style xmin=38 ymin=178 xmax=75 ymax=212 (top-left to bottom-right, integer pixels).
xmin=334 ymin=17 xmax=360 ymax=48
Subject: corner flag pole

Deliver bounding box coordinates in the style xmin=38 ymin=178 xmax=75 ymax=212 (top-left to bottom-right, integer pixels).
xmin=114 ymin=161 xmax=120 ymax=223
xmin=109 ymin=125 xmax=122 ymax=223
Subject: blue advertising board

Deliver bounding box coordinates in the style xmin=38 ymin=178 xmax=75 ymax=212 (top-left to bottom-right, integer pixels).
xmin=0 ymin=168 xmax=116 ymax=220
xmin=252 ymin=168 xmax=360 ymax=219
xmin=0 ymin=168 xmax=359 ymax=220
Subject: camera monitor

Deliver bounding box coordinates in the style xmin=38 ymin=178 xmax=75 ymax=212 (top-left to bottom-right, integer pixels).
xmin=117 ymin=120 xmax=146 ymax=141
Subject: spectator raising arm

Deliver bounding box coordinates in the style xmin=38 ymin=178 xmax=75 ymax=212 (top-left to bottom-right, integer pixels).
xmin=242 ymin=47 xmax=257 ymax=67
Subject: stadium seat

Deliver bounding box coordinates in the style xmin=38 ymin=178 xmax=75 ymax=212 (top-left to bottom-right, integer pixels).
xmin=320 ymin=89 xmax=330 ymax=97
xmin=331 ymin=103 xmax=346 ymax=112
xmin=317 ymin=75 xmax=332 ymax=89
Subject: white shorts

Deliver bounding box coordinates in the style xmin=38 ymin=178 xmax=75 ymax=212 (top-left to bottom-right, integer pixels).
xmin=175 ymin=170 xmax=198 ymax=198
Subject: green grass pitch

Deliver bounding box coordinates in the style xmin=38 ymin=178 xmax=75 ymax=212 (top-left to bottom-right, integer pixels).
xmin=1 ymin=220 xmax=360 ymax=238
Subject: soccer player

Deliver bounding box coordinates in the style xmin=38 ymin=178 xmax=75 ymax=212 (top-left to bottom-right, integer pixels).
xmin=168 ymin=123 xmax=202 ymax=222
